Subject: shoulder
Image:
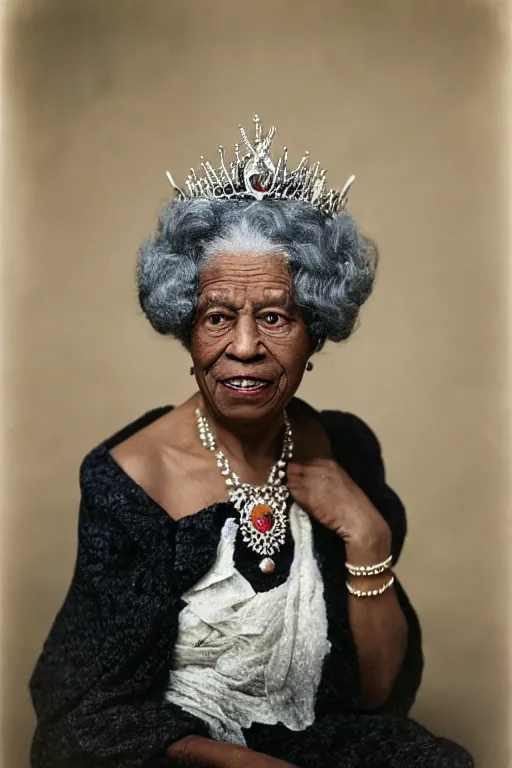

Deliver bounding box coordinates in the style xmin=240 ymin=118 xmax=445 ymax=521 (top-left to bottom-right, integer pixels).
xmin=319 ymin=409 xmax=385 ymax=465
xmin=80 ymin=406 xmax=172 ymax=471
xmin=291 ymin=398 xmax=384 ymax=466
xmin=103 ymin=405 xmax=175 ymax=453
xmin=78 ymin=406 xmax=174 ymax=532
xmin=317 ymin=407 xmax=388 ymax=488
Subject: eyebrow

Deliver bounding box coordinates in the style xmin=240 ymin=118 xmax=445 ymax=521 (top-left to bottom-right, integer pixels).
xmin=198 ymin=298 xmax=239 ymax=313
xmin=253 ymin=297 xmax=294 ymax=311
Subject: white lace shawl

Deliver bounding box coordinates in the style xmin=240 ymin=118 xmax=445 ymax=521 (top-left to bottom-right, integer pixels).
xmin=165 ymin=502 xmax=331 ymax=745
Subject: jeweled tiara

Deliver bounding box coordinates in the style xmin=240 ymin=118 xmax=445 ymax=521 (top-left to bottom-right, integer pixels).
xmin=166 ymin=115 xmax=355 ymax=218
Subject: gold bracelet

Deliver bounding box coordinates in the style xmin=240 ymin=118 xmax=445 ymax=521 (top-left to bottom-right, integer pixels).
xmin=346 ymin=574 xmax=395 ymax=598
xmin=345 ymin=554 xmax=393 ymax=577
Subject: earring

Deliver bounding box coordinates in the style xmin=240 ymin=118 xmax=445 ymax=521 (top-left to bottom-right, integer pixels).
xmin=306 ymin=361 xmax=314 ymax=372
xmin=189 ymin=366 xmax=195 ymax=376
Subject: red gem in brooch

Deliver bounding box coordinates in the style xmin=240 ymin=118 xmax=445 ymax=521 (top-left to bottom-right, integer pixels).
xmin=251 ymin=504 xmax=275 ymax=533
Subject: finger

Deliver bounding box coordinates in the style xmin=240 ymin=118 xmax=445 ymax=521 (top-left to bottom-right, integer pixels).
xmin=286 ymin=462 xmax=306 ymax=475
xmin=297 ymin=456 xmax=334 ymax=468
xmin=287 ymin=460 xmax=329 ymax=473
xmin=285 ymin=476 xmax=307 ymax=490
xmin=286 ymin=473 xmax=311 ymax=489
xmin=288 ymin=459 xmax=340 ymax=474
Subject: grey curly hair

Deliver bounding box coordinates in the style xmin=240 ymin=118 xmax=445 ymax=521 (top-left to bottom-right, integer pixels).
xmin=137 ymin=198 xmax=378 ymax=351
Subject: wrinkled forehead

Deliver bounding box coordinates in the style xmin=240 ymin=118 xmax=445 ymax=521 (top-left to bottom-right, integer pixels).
xmin=197 ymin=251 xmax=294 ymax=309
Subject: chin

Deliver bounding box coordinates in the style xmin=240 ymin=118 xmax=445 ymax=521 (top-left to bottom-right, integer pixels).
xmin=216 ymin=402 xmax=277 ymax=425
xmin=209 ymin=387 xmax=287 ymax=424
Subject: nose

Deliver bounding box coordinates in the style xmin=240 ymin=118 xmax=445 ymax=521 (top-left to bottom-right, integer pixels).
xmin=226 ymin=315 xmax=264 ymax=361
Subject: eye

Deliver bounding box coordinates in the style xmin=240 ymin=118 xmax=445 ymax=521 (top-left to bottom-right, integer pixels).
xmin=263 ymin=312 xmax=284 ymax=325
xmin=261 ymin=312 xmax=286 ymax=326
xmin=206 ymin=313 xmax=228 ymax=326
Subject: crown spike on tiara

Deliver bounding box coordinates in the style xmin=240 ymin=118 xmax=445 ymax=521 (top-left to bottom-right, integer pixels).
xmin=239 ymin=125 xmax=255 ymax=156
xmin=166 ymin=171 xmax=185 ymax=197
xmin=165 ymin=116 xmax=355 ymax=218
xmin=340 ymin=174 xmax=356 ymax=203
xmin=254 ymin=115 xmax=261 ymax=142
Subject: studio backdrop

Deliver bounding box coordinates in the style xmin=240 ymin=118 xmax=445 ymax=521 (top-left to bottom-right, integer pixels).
xmin=2 ymin=1 xmax=510 ymax=767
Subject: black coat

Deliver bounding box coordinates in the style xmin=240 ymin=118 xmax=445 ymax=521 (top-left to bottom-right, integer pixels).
xmin=29 ymin=407 xmax=474 ymax=768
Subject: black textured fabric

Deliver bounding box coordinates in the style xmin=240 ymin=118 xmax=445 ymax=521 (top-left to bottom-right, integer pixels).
xmin=29 ymin=406 xmax=474 ymax=768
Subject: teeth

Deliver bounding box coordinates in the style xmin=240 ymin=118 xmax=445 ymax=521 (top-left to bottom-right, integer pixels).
xmin=225 ymin=378 xmax=265 ymax=389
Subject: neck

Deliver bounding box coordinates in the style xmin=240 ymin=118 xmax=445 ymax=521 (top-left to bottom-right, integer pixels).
xmin=200 ymin=402 xmax=287 ymax=471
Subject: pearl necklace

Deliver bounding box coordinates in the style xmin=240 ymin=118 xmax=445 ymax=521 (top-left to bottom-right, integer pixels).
xmin=196 ymin=408 xmax=293 ymax=574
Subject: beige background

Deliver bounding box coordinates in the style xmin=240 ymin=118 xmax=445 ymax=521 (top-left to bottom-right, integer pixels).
xmin=2 ymin=1 xmax=510 ymax=766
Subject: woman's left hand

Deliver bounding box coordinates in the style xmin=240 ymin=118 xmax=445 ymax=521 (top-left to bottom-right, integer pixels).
xmin=286 ymin=458 xmax=391 ymax=562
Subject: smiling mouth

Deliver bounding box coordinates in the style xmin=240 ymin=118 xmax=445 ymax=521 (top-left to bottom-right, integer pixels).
xmin=221 ymin=377 xmax=271 ymax=393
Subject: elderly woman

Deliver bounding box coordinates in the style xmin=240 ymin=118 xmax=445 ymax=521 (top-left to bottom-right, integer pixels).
xmin=30 ymin=118 xmax=474 ymax=768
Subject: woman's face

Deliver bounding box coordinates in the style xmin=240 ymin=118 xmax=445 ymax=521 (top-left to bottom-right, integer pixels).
xmin=190 ymin=252 xmax=313 ymax=426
